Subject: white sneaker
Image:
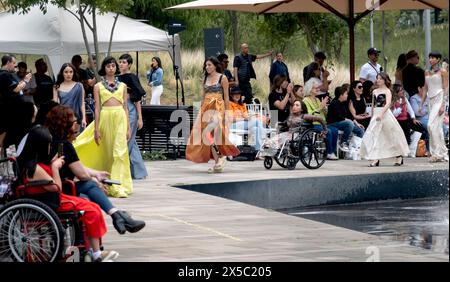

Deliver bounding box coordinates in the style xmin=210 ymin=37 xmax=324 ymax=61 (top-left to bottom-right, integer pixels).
xmin=93 ymin=250 xmax=119 ymax=262
xmin=327 ymin=153 xmax=338 ymax=160
xmin=339 ymin=142 xmax=350 ymax=152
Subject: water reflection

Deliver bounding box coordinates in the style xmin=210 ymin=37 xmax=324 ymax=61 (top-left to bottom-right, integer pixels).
xmin=284 ymin=197 xmax=449 ymax=254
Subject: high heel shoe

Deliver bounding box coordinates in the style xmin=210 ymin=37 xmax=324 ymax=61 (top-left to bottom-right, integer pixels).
xmin=394 ymin=156 xmax=404 ymax=166
xmin=111 ymin=210 xmax=146 ymax=234
xmin=368 ymin=160 xmax=380 ymax=167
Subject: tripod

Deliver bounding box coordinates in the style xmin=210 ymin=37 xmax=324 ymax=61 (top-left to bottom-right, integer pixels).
xmin=171 ymin=34 xmax=185 ymax=108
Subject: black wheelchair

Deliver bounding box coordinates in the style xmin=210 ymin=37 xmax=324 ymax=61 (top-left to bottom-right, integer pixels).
xmin=259 ymin=122 xmax=327 ymax=170
xmin=0 ymin=157 xmax=99 ymax=262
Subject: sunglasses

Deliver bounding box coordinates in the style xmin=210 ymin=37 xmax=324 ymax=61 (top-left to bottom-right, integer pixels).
xmin=357 ymin=85 xmax=363 ymax=89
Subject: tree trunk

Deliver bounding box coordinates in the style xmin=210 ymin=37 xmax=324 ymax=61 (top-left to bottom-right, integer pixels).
xmin=107 ymin=13 xmax=120 ymax=57
xmin=228 ymin=11 xmax=239 ymax=55
xmin=92 ymin=6 xmax=100 ymax=74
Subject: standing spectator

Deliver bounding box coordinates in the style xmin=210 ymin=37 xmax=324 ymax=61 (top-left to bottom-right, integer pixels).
xmin=304 ymin=62 xmax=330 ymax=101
xmin=71 ymin=55 xmax=88 ymax=86
xmin=395 ymin=53 xmax=407 ymax=85
xmin=34 ymin=58 xmax=54 ymax=107
xmin=348 ymin=80 xmax=371 ymax=129
xmin=359 ymin=47 xmax=382 ymax=83
xmin=85 ymin=55 xmax=97 ymax=97
xmin=269 ymin=52 xmax=290 ymax=86
xmin=53 ymin=63 xmax=86 ymax=130
xmin=293 ymin=84 xmax=308 ymax=114
xmin=327 ymin=84 xmax=364 ymax=152
xmin=402 ymin=50 xmax=425 ymax=100
xmin=0 ymin=54 xmax=33 ymax=149
xmin=303 ymin=51 xmax=328 ymax=84
xmin=118 ymin=53 xmax=148 ymax=180
xmin=147 ymin=57 xmax=164 ymax=105
xmin=217 ymin=53 xmax=236 ymax=88
xmin=233 ymin=43 xmax=273 ymax=104
xmin=14 ymin=62 xmax=36 ymax=96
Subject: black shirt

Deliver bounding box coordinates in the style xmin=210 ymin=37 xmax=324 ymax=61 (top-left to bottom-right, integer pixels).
xmin=34 ymin=73 xmax=54 ymax=107
xmin=350 ymin=97 xmax=367 ymax=116
xmin=269 ymin=90 xmax=290 ymax=123
xmin=402 ymin=63 xmax=425 ymax=96
xmin=233 ymin=54 xmax=257 ymax=83
xmin=224 ymin=69 xmax=234 ymax=82
xmin=51 ymin=140 xmax=79 ymax=180
xmin=117 ymin=73 xmax=146 ymax=102
xmin=0 ymin=70 xmax=20 ymax=133
xmin=327 ymin=100 xmax=349 ymax=125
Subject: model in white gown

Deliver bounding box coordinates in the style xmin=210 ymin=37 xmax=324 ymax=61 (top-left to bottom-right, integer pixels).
xmin=424 ymin=69 xmax=449 ymax=162
xmin=360 ymin=74 xmax=409 ymax=165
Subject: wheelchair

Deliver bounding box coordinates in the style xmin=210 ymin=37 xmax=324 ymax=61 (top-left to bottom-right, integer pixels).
xmin=259 ymin=122 xmax=327 ymax=170
xmin=0 ymin=157 xmax=98 ymax=262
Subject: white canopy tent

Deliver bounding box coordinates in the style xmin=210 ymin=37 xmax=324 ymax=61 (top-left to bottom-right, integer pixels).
xmin=0 ymin=4 xmax=182 ymax=76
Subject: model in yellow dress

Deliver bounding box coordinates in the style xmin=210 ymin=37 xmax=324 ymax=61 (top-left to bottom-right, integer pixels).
xmin=73 ymin=57 xmax=132 ymax=198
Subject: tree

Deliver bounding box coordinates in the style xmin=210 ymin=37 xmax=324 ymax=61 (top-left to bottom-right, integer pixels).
xmin=3 ymin=0 xmax=132 ymax=79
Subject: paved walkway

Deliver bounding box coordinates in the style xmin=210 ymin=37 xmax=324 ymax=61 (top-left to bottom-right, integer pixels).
xmin=104 ymin=158 xmax=449 ymax=262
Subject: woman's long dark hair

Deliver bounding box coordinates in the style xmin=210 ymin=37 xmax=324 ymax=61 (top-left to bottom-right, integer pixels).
xmin=55 ymin=63 xmax=79 ymax=88
xmin=203 ymin=57 xmax=222 ymax=84
xmin=17 ymin=126 xmax=53 ymax=179
xmin=348 ymin=80 xmax=361 ymax=103
xmin=152 ymin=56 xmax=162 ymax=70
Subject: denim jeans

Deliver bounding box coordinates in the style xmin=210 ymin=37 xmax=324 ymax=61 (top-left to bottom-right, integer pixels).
xmin=314 ymin=124 xmax=338 ymax=154
xmin=76 ymin=180 xmax=114 ymax=213
xmin=231 ymin=119 xmax=266 ymax=150
xmin=328 ymin=120 xmax=355 ymax=144
xmin=128 ymin=100 xmax=148 ymax=179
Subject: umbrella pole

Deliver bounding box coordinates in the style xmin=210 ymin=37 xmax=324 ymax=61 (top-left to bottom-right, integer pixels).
xmin=348 ymin=0 xmax=355 ymax=82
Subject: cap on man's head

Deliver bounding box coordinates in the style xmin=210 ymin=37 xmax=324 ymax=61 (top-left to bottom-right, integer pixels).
xmin=367 ymin=48 xmax=381 ymax=56
xmin=230 ymin=86 xmax=241 ymax=95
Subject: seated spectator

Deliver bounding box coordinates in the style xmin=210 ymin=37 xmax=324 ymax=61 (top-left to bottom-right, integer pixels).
xmin=44 ymin=105 xmax=145 ymax=235
xmin=34 ymin=58 xmax=55 ymax=107
xmin=293 ymin=84 xmax=308 ymax=114
xmin=392 ymin=84 xmax=426 ymax=146
xmin=348 ymin=80 xmax=371 ymax=129
xmin=304 ymin=62 xmax=330 ymax=101
xmin=303 ymin=79 xmax=339 ymax=160
xmin=229 ymin=86 xmax=267 ymax=151
xmin=268 ymin=74 xmax=293 ymax=124
xmin=327 ymin=84 xmax=365 ymax=152
xmin=409 ymin=87 xmax=430 ymax=152
xmin=262 ymin=99 xmax=327 ymax=150
xmin=17 ymin=126 xmax=119 ymax=262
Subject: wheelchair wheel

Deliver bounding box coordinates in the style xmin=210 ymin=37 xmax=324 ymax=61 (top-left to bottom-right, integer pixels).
xmin=286 ymin=157 xmax=298 ymax=170
xmin=0 ymin=198 xmax=64 ymax=262
xmin=264 ymin=157 xmax=273 ymax=169
xmin=297 ymin=128 xmax=327 ymax=169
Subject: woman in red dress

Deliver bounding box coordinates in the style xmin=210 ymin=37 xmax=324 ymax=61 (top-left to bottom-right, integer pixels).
xmin=17 ymin=126 xmax=118 ymax=262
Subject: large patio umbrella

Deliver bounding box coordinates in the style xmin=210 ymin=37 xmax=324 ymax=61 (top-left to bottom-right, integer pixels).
xmin=167 ymin=0 xmax=449 ymax=81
